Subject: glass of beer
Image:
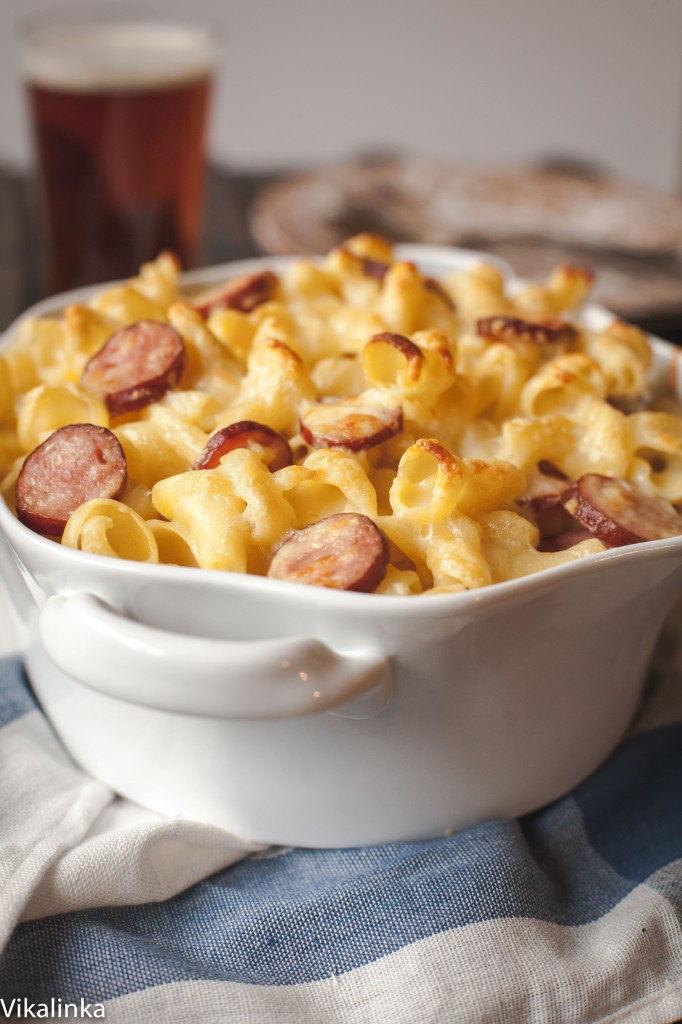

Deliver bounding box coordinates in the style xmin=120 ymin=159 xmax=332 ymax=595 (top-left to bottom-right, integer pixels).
xmin=19 ymin=8 xmax=222 ymax=294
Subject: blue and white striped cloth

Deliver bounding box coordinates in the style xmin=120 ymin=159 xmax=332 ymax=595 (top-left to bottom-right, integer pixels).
xmin=1 ymin=625 xmax=682 ymax=1023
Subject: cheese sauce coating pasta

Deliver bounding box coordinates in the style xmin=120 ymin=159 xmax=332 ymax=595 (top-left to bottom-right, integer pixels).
xmin=3 ymin=238 xmax=682 ymax=595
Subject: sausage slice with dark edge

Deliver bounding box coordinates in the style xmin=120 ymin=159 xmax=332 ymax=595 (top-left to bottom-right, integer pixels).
xmin=194 ymin=421 xmax=292 ymax=471
xmin=300 ymin=399 xmax=402 ymax=452
xmin=81 ymin=320 xmax=185 ymax=414
xmin=538 ymin=529 xmax=595 ymax=552
xmin=15 ymin=423 xmax=127 ymax=537
xmin=193 ymin=270 xmax=279 ymax=317
xmin=267 ymin=513 xmax=389 ymax=592
xmin=476 ymin=315 xmax=577 ymax=347
xmin=560 ymin=474 xmax=682 ymax=547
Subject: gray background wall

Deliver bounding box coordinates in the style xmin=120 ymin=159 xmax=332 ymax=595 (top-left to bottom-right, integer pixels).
xmin=2 ymin=0 xmax=681 ymax=192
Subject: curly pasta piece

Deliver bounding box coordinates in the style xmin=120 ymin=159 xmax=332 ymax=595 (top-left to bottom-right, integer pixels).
xmin=4 ymin=317 xmax=71 ymax=388
xmin=375 ymin=565 xmax=423 ymax=596
xmin=90 ymin=286 xmax=168 ymax=327
xmin=478 ymin=510 xmax=604 ymax=583
xmin=446 ymin=263 xmax=511 ymax=325
xmin=519 ymin=353 xmax=606 ymax=417
xmin=324 ymin=245 xmax=384 ymax=310
xmin=281 ymin=259 xmax=338 ymax=302
xmin=17 ymin=383 xmax=109 ymax=453
xmin=456 ymin=458 xmax=526 ymax=516
xmin=147 ymin=519 xmax=199 ymax=567
xmin=311 ymin=355 xmax=366 ymax=398
xmin=489 ymin=416 xmax=575 ymax=476
xmin=379 ymin=261 xmax=429 ymax=336
xmin=209 ymin=449 xmax=296 ymax=572
xmin=389 ymin=440 xmax=464 ymax=523
xmin=362 ymin=332 xmax=424 ymax=392
xmin=167 ymin=302 xmax=240 ymax=404
xmin=514 ymin=265 xmax=594 ymax=318
xmin=467 ymin=341 xmax=537 ymax=421
xmin=64 ymin=305 xmax=118 ymax=377
xmin=132 ymin=252 xmax=182 ymax=308
xmin=275 ymin=448 xmax=378 ymax=528
xmin=62 ymin=498 xmax=158 ymax=562
xmin=582 ymin=320 xmax=652 ymax=399
xmin=626 ymin=412 xmax=682 ymax=503
xmin=560 ymin=400 xmax=629 ymax=480
xmin=425 ymin=516 xmax=493 ymax=592
xmin=115 ymin=407 xmax=207 ymax=488
xmin=218 ymin=338 xmax=315 ymax=435
xmin=152 ymin=469 xmax=249 ymax=572
xmin=206 ymin=308 xmax=256 ymax=366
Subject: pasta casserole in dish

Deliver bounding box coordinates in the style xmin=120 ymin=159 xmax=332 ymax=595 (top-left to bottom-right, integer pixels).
xmin=0 ymin=238 xmax=680 ymax=845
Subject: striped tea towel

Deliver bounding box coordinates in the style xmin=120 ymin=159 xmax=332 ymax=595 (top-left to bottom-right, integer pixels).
xmin=0 ymin=626 xmax=682 ymax=1023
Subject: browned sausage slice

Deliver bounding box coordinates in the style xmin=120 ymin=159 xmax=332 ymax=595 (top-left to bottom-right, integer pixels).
xmin=476 ymin=315 xmax=577 ymax=347
xmin=267 ymin=513 xmax=389 ymax=592
xmin=424 ymin=277 xmax=456 ymax=310
xmin=15 ymin=423 xmax=127 ymax=537
xmin=300 ymin=398 xmax=402 ymax=451
xmin=194 ymin=421 xmax=292 ymax=471
xmin=193 ymin=270 xmax=279 ymax=317
xmin=81 ymin=320 xmax=185 ymax=414
xmin=518 ymin=469 xmax=575 ymax=542
xmin=538 ymin=529 xmax=595 ymax=552
xmin=560 ymin=474 xmax=682 ymax=547
xmin=359 ymin=256 xmax=390 ymax=281
xmin=517 ymin=473 xmax=569 ymax=512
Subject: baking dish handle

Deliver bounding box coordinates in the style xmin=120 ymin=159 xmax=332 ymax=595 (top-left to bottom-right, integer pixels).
xmin=38 ymin=593 xmax=394 ymax=720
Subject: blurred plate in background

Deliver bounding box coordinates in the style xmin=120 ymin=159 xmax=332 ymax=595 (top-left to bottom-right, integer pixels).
xmin=250 ymin=156 xmax=682 ymax=332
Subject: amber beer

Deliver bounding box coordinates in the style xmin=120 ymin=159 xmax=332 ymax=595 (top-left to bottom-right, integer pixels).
xmin=21 ymin=19 xmax=219 ymax=292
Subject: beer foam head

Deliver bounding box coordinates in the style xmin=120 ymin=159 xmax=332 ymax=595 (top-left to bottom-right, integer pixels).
xmin=20 ymin=19 xmax=220 ymax=92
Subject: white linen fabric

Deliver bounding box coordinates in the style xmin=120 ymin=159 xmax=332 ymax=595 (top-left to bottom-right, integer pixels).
xmin=0 ymin=678 xmax=261 ymax=946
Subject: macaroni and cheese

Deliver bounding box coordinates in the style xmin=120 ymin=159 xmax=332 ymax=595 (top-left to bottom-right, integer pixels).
xmin=2 ymin=236 xmax=681 ymax=596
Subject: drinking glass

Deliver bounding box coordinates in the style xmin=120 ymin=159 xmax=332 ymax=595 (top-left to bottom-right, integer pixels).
xmin=18 ymin=7 xmax=222 ymax=293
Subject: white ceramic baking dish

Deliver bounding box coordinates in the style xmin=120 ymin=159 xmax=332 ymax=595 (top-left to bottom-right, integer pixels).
xmin=1 ymin=246 xmax=682 ymax=848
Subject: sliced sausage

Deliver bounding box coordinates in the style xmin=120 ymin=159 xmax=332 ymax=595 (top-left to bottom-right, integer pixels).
xmin=300 ymin=398 xmax=402 ymax=451
xmin=359 ymin=256 xmax=390 ymax=281
xmin=267 ymin=513 xmax=389 ymax=592
xmin=538 ymin=529 xmax=595 ymax=552
xmin=194 ymin=421 xmax=292 ymax=471
xmin=560 ymin=473 xmax=682 ymax=547
xmin=607 ymin=393 xmax=652 ymax=415
xmin=517 ymin=476 xmax=568 ymax=512
xmin=509 ymin=460 xmax=576 ymax=543
xmin=81 ymin=320 xmax=185 ymax=414
xmin=537 ymin=459 xmax=567 ymax=478
xmin=15 ymin=423 xmax=127 ymax=537
xmin=193 ymin=270 xmax=279 ymax=317
xmin=424 ymin=277 xmax=455 ymax=310
xmin=476 ymin=315 xmax=577 ymax=347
